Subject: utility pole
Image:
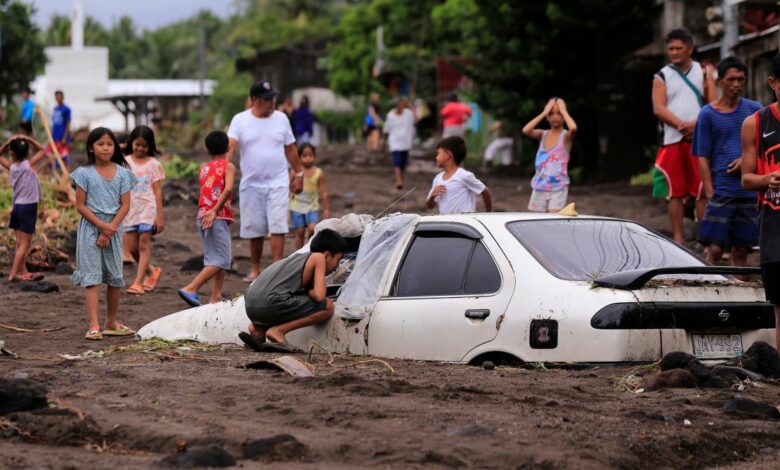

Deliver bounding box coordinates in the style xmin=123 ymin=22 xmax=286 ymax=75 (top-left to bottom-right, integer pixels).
xmin=199 ymin=27 xmax=206 ymax=107
xmin=720 ymin=0 xmax=740 ymax=59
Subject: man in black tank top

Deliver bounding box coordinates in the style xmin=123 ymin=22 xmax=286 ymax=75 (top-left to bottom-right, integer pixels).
xmin=741 ymin=53 xmax=780 ymax=356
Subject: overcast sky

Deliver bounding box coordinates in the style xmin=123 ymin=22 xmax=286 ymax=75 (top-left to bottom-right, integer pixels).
xmin=23 ymin=0 xmax=237 ymax=30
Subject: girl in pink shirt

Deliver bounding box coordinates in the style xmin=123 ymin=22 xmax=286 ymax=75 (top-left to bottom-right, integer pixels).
xmin=123 ymin=126 xmax=165 ymax=295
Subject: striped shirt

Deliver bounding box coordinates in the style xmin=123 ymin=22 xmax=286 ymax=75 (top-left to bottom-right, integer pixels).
xmin=692 ymin=98 xmax=762 ymax=198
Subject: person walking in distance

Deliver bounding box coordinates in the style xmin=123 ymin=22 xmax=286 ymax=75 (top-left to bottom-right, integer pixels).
xmin=651 ymin=28 xmax=715 ymax=244
xmin=226 ymin=80 xmax=304 ymax=283
xmin=741 ymin=53 xmax=780 ymax=356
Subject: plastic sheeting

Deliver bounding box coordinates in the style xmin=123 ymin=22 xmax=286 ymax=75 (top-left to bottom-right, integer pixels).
xmin=335 ymin=213 xmax=420 ymax=319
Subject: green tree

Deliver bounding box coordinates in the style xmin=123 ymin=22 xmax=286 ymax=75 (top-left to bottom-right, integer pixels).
xmin=432 ymin=0 xmax=656 ymax=177
xmin=328 ymin=0 xmax=442 ymax=98
xmin=0 ymin=0 xmax=46 ymax=102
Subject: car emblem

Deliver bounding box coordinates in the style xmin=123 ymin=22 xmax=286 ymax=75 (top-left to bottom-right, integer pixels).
xmin=537 ymin=326 xmax=550 ymax=343
xmin=718 ymin=309 xmax=730 ymax=321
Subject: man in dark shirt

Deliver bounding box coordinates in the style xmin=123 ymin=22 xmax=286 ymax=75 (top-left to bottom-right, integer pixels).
xmin=741 ymin=53 xmax=780 ymax=356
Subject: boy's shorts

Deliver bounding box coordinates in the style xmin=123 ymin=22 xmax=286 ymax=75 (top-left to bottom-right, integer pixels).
xmin=654 ymin=141 xmax=701 ymax=199
xmin=196 ymin=218 xmax=232 ymax=270
xmin=9 ymin=203 xmax=38 ymax=234
xmin=760 ymin=262 xmax=780 ymax=304
xmin=698 ymin=195 xmax=758 ymax=250
xmin=248 ymin=297 xmax=328 ymax=329
xmin=124 ymin=223 xmax=155 ymax=233
xmin=529 ymin=188 xmax=568 ymax=212
xmin=239 ymin=186 xmax=288 ymax=238
xmin=290 ymin=210 xmax=319 ymax=229
xmin=391 ymin=151 xmax=409 ymax=171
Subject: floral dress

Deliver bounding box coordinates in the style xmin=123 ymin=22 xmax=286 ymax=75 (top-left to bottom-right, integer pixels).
xmin=71 ymin=164 xmax=136 ymax=287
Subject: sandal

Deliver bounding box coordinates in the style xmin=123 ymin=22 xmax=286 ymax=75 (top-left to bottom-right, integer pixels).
xmin=242 ymin=275 xmax=258 ymax=284
xmin=142 ymin=267 xmax=162 ymax=291
xmin=178 ymin=289 xmax=202 ymax=307
xmin=126 ymin=284 xmax=145 ymax=295
xmin=85 ymin=329 xmax=102 ymax=340
xmin=102 ymin=323 xmax=136 ymax=336
xmin=15 ymin=273 xmax=44 ymax=282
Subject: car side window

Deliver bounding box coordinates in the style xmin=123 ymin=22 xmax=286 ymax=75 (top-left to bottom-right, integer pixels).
xmin=463 ymin=241 xmax=501 ymax=294
xmin=394 ymin=233 xmax=500 ymax=297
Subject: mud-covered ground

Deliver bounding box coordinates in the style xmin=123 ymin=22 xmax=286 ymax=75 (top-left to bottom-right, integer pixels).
xmin=1 ymin=145 xmax=779 ymax=469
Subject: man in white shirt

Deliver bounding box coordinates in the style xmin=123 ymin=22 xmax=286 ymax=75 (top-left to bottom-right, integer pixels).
xmin=427 ymin=136 xmax=492 ymax=214
xmin=227 ymin=80 xmax=304 ymax=282
xmin=651 ymin=28 xmax=715 ymax=243
xmin=383 ymin=96 xmax=417 ymax=189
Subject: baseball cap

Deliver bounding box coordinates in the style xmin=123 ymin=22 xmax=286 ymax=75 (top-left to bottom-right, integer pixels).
xmin=249 ymin=80 xmax=279 ymax=100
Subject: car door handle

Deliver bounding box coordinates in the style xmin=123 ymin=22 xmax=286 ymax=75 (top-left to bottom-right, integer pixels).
xmin=465 ymin=309 xmax=490 ymax=320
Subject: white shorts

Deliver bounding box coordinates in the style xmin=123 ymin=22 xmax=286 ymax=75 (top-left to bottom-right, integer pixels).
xmin=484 ymin=137 xmax=514 ymax=165
xmin=529 ymin=188 xmax=568 ymax=213
xmin=239 ymin=186 xmax=289 ymax=238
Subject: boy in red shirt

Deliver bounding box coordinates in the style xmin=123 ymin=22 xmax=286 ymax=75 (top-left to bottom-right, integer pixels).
xmin=179 ymin=131 xmax=236 ymax=307
xmin=440 ymin=94 xmax=472 ymax=138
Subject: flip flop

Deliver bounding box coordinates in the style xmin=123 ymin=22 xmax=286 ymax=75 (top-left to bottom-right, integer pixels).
xmin=102 ymin=323 xmax=136 ymax=336
xmin=85 ymin=329 xmax=102 ymax=340
xmin=260 ymin=341 xmax=299 ymax=353
xmin=238 ymin=331 xmax=266 ymax=352
xmin=142 ymin=267 xmax=162 ymax=291
xmin=242 ymin=275 xmax=258 ymax=284
xmin=178 ymin=289 xmax=202 ymax=307
xmin=16 ymin=273 xmax=44 ymax=282
xmin=126 ymin=284 xmax=145 ymax=295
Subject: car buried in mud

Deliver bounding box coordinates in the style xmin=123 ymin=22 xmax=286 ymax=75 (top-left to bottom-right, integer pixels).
xmin=138 ymin=212 xmax=776 ymax=364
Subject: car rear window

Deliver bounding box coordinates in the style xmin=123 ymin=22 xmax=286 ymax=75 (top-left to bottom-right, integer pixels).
xmin=506 ymin=219 xmax=705 ymax=281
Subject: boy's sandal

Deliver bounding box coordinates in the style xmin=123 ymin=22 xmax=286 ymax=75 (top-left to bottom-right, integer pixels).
xmin=126 ymin=284 xmax=145 ymax=295
xmin=102 ymin=323 xmax=136 ymax=336
xmin=142 ymin=267 xmax=162 ymax=291
xmin=85 ymin=329 xmax=102 ymax=340
xmin=178 ymin=289 xmax=202 ymax=308
xmin=238 ymin=331 xmax=266 ymax=352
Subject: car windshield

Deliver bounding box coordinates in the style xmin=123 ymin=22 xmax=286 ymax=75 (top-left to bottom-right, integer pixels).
xmin=506 ymin=219 xmax=705 ymax=281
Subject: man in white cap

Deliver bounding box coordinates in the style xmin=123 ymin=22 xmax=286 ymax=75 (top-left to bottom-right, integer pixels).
xmin=227 ymin=80 xmax=304 ymax=282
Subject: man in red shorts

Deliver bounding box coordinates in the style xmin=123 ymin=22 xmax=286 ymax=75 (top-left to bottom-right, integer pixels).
xmin=651 ymin=29 xmax=715 ymax=243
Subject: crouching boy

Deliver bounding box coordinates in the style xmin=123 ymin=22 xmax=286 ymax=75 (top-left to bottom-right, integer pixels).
xmin=239 ymin=229 xmax=347 ymax=351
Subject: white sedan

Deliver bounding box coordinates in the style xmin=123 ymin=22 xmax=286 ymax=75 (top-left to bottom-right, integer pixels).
xmin=138 ymin=213 xmax=776 ymax=363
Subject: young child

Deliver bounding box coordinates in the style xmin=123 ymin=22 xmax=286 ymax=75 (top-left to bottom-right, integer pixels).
xmin=116 ymin=131 xmax=134 ymax=265
xmin=178 ymin=131 xmax=236 ymax=307
xmin=426 ymin=136 xmax=492 ymax=214
xmin=0 ymin=135 xmax=49 ymax=281
xmin=522 ymin=97 xmax=577 ymax=213
xmin=239 ymin=229 xmax=347 ymax=352
xmin=123 ymin=125 xmax=165 ymax=295
xmin=71 ymin=128 xmax=136 ymax=340
xmin=289 ymin=143 xmax=331 ymax=250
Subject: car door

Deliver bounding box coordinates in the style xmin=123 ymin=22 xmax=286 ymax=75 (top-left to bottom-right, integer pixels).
xmin=367 ymin=221 xmax=515 ymax=361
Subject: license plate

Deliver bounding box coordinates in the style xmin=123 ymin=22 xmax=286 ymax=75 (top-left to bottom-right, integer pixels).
xmin=692 ymin=334 xmax=743 ymax=359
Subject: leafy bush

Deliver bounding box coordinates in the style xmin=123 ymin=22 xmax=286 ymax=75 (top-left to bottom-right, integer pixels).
xmin=162 ymin=154 xmax=201 ymax=179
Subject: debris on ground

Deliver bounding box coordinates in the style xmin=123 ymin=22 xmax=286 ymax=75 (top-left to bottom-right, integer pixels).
xmin=8 ymin=280 xmax=59 ymax=294
xmin=157 ymin=444 xmax=237 ymax=468
xmin=722 ymin=396 xmax=780 ymax=420
xmin=244 ymin=355 xmax=316 ymax=377
xmin=643 ymin=369 xmax=697 ymax=391
xmin=0 ymin=377 xmax=48 ymax=415
xmin=243 ymin=434 xmax=308 ymax=462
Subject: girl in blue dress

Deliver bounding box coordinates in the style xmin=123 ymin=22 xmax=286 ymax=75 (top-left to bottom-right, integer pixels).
xmin=71 ymin=128 xmax=137 ymax=340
